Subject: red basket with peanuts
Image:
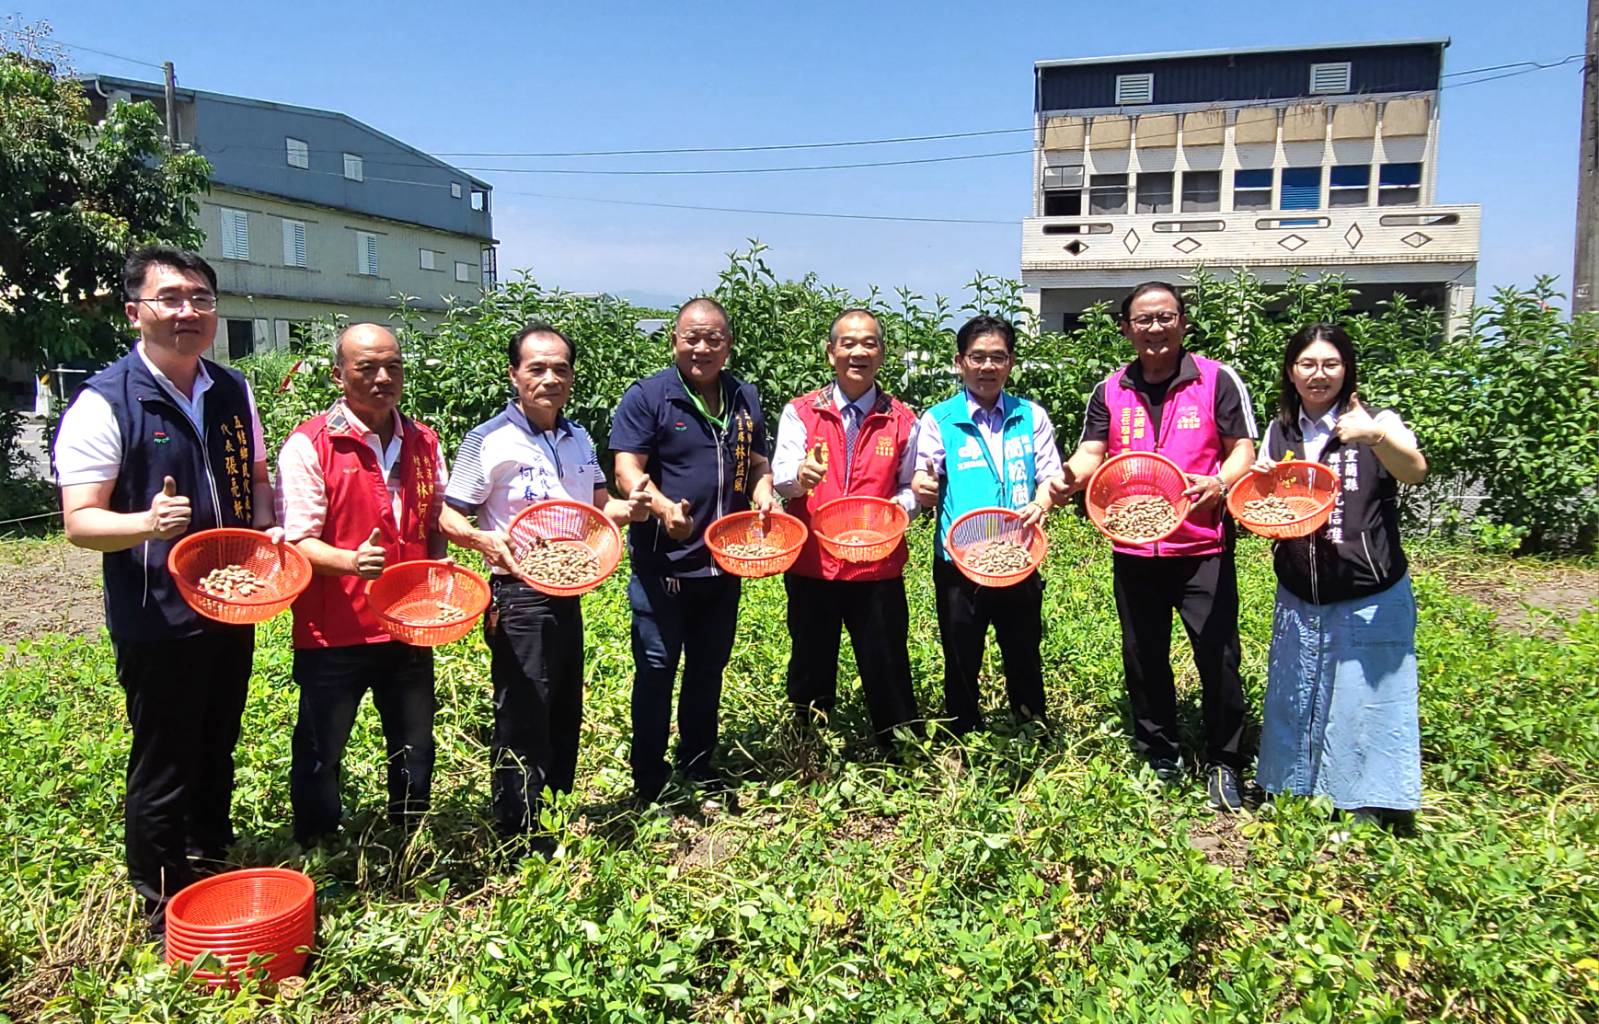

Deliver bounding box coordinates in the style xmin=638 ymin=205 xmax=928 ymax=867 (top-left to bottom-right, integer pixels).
xmin=811 ymin=496 xmax=910 ymax=563
xmin=1084 ymin=452 xmax=1193 ymax=546
xmin=506 ymin=499 xmax=623 ymax=597
xmin=367 ymin=560 xmax=490 ymax=647
xmin=945 ymin=507 xmax=1049 ymax=587
xmin=1228 ymin=459 xmax=1339 ymax=540
xmin=167 ymin=528 xmax=312 ymax=625
xmin=706 ymin=510 xmax=808 ymax=578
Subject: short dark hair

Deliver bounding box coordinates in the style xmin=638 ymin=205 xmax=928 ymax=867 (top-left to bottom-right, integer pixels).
xmin=955 ymin=314 xmax=1015 ymax=355
xmin=828 ymin=308 xmax=882 ymax=347
xmin=675 ymin=296 xmax=733 ymax=340
xmin=1118 ymin=281 xmax=1187 ymax=322
xmin=508 ymin=322 xmax=576 ymax=367
xmin=122 ymin=246 xmax=218 ymax=302
xmin=1278 ymin=322 xmax=1360 ymax=429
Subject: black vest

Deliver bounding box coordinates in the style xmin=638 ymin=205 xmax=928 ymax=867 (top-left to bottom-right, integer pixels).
xmin=82 ymin=351 xmax=256 ymax=642
xmin=1264 ymin=414 xmax=1408 ymax=605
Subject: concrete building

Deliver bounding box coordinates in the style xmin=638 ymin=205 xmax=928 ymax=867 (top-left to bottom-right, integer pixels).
xmin=1021 ymin=39 xmax=1480 ymax=332
xmin=82 ymin=74 xmax=497 ymax=364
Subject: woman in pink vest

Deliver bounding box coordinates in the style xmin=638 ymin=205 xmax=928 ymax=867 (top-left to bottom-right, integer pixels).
xmin=277 ymin=323 xmax=449 ymax=846
xmin=771 ymin=309 xmax=922 ymax=751
xmin=1058 ymin=282 xmax=1258 ymax=811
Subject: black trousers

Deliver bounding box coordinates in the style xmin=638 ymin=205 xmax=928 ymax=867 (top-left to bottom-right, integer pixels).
xmin=785 ymin=574 xmax=920 ymax=746
xmin=1111 ymin=550 xmax=1248 ymax=770
xmin=627 ymin=573 xmax=742 ymax=796
xmin=932 ymin=557 xmax=1047 ymax=734
xmin=290 ymin=642 xmax=435 ymax=843
xmin=115 ymin=627 xmax=253 ymax=928
xmin=487 ymin=576 xmax=584 ymax=836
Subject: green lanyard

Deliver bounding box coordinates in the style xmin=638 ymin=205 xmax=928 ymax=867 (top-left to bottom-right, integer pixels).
xmin=677 ymin=369 xmax=729 ymax=430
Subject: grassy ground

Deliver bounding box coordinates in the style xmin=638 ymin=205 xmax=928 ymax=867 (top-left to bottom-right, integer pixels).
xmin=0 ymin=519 xmax=1596 ymax=1022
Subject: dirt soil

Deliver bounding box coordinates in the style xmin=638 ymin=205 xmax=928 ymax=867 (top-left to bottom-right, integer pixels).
xmin=0 ymin=537 xmax=104 ymax=641
xmin=1413 ymin=550 xmax=1599 ymax=637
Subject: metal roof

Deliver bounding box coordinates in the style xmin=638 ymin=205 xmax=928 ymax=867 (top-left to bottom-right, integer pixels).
xmin=78 ymin=74 xmax=492 ymax=190
xmin=1034 ymin=37 xmax=1450 ymax=70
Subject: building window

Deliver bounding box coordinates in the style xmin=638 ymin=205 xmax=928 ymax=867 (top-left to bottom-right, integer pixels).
xmin=419 ymin=248 xmax=437 ymax=271
xmin=450 ymin=182 xmax=463 ymax=199
xmin=1280 ymin=167 xmax=1322 ymax=211
xmin=286 ymin=137 xmax=309 ymax=169
xmin=1135 ymin=172 xmax=1174 ymax=214
xmin=226 ymin=320 xmax=253 ymax=361
xmin=470 ymin=187 xmax=488 ymax=212
xmin=355 ymin=231 xmax=379 ymax=276
xmin=219 ymin=207 xmax=249 ymax=260
xmin=1309 ymin=62 xmax=1353 ymax=95
xmin=1181 ymin=170 xmax=1221 ymax=212
xmin=1044 ymin=190 xmax=1082 ymax=216
xmin=1232 ymin=169 xmax=1273 ymax=210
xmin=1329 ymin=165 xmax=1371 ymax=207
xmin=1115 ymin=73 xmax=1154 ymax=105
xmin=455 ymin=261 xmax=473 ymax=283
xmin=343 ymin=153 xmax=363 ymax=181
xmin=1088 ymin=173 xmax=1128 ymax=215
xmin=281 ymin=219 xmax=307 ymax=267
xmin=1379 ymin=162 xmax=1422 ymax=206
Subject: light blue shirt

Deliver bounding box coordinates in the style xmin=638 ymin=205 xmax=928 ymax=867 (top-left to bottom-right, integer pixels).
xmin=914 ymin=389 xmax=1062 ymax=484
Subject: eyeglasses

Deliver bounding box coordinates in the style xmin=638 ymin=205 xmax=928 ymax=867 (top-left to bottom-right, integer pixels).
xmin=1293 ymin=359 xmax=1345 ymax=375
xmin=1127 ymin=312 xmax=1181 ymax=329
xmin=137 ymin=294 xmax=217 ymax=313
xmin=961 ymin=351 xmax=1012 ymax=367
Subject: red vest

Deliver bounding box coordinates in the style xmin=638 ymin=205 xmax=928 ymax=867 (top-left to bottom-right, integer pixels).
xmin=1103 ymin=353 xmax=1226 ymax=558
xmin=289 ymin=405 xmax=441 ymax=649
xmin=785 ymin=386 xmax=916 ymax=581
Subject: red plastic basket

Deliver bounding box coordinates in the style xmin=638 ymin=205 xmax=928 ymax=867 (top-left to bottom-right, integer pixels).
xmin=165 ymin=868 xmax=315 ymax=931
xmin=367 ymin=560 xmax=490 ymax=646
xmin=167 ymin=529 xmax=312 ymax=625
xmin=1085 ymin=452 xmax=1193 ymax=545
xmin=706 ymin=511 xmax=808 ymax=578
xmin=506 ymin=499 xmax=624 ymax=597
xmin=811 ymin=496 xmax=910 ymax=563
xmin=1228 ymin=461 xmax=1339 ymax=539
xmin=945 ymin=507 xmax=1049 ymax=587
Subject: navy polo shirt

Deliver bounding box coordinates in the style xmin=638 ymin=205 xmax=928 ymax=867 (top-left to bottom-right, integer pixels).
xmin=609 ymin=367 xmax=767 ymax=577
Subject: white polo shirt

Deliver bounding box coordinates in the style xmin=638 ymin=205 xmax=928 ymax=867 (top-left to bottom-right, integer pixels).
xmin=445 ymin=401 xmax=604 ymax=548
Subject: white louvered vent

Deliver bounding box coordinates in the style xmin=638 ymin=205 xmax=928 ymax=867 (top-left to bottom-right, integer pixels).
xmin=220 ymin=208 xmax=249 ymax=260
xmin=1115 ymin=73 xmax=1154 ymax=105
xmin=343 ymin=153 xmax=363 ymax=181
xmin=286 ymin=137 xmax=309 ymax=169
xmin=356 ymin=232 xmax=379 ymax=276
xmin=1309 ymin=62 xmax=1352 ymax=95
xmin=281 ymin=219 xmax=306 ymax=267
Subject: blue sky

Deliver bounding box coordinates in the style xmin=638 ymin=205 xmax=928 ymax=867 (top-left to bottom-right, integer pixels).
xmin=21 ymin=0 xmax=1589 ymax=310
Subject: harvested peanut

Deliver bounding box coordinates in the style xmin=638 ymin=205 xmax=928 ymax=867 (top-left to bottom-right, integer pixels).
xmin=1104 ymin=495 xmax=1178 ymax=540
xmin=1242 ymin=495 xmax=1297 ymax=524
xmin=723 ymin=542 xmax=780 ymax=559
xmin=966 ymin=539 xmax=1032 ymax=575
xmin=198 ymin=564 xmax=267 ymax=600
xmin=405 ymin=601 xmax=465 ymax=626
xmin=517 ymin=538 xmax=600 ymax=586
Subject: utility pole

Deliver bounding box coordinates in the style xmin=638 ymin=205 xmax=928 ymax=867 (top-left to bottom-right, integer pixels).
xmin=1575 ymin=0 xmax=1598 ymax=314
xmin=162 ymin=60 xmax=177 ymax=153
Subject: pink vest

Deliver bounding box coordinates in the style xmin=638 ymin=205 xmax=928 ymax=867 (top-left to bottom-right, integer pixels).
xmin=1102 ymin=354 xmax=1226 ymax=558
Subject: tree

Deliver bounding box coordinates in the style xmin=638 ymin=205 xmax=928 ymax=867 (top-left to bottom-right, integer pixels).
xmin=0 ymin=22 xmax=211 ymax=370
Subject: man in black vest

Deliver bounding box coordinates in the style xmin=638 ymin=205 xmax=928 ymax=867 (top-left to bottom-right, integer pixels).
xmin=53 ymin=247 xmax=280 ymax=937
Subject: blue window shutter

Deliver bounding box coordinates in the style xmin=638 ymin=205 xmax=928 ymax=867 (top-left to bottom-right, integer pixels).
xmin=1280 ymin=168 xmax=1321 ymax=210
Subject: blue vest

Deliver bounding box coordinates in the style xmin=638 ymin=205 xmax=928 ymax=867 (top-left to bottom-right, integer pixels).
xmin=82 ymin=351 xmax=256 ymax=643
xmin=930 ymin=391 xmax=1037 ymax=560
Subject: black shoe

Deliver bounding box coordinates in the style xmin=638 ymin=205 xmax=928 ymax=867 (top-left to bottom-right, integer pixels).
xmin=1148 ymin=757 xmax=1185 ymax=785
xmin=681 ymin=763 xmax=729 ymax=793
xmin=1206 ymin=764 xmax=1243 ymax=812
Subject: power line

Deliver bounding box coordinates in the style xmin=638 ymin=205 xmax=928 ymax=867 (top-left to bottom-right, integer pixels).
xmin=498 ymin=189 xmax=1016 ymax=225
xmin=52 ymin=39 xmax=165 ymax=70
xmin=457 ymin=148 xmax=1036 ymax=177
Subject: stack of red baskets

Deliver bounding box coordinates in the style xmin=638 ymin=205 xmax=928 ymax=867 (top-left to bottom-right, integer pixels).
xmin=164 ymin=868 xmax=316 ymax=988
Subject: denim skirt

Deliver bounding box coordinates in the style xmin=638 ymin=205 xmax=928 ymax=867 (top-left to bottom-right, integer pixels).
xmin=1257 ymin=573 xmax=1422 ymax=811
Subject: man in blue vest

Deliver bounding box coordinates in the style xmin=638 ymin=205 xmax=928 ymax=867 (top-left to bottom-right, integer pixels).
xmin=911 ymin=315 xmax=1064 ymax=735
xmin=53 ymin=247 xmax=280 ymax=937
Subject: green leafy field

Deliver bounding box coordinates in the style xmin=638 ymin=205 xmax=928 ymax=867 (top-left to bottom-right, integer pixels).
xmin=2 ymin=523 xmax=1596 ymax=1022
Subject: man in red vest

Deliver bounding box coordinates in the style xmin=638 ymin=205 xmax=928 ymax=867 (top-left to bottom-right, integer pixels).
xmin=277 ymin=323 xmax=448 ymax=844
xmin=772 ymin=309 xmax=921 ymax=749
